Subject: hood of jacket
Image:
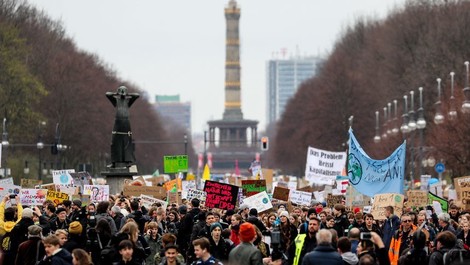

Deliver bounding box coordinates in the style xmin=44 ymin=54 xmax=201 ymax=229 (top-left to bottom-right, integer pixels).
xmin=53 ymin=248 xmax=73 ymax=263
xmin=4 ymin=221 xmax=16 ymax=232
xmin=342 ymin=252 xmax=359 ymax=265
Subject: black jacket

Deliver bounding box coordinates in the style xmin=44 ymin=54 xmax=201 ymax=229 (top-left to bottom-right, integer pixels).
xmin=301 ymin=244 xmax=344 ymax=265
xmin=247 ymin=215 xmax=267 ymax=233
xmin=38 ymin=248 xmax=73 ymax=265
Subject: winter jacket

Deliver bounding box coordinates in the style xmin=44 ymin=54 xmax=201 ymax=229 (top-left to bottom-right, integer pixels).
xmin=96 ymin=212 xmax=118 ymax=234
xmin=38 ymin=248 xmax=73 ymax=265
xmin=382 ymin=214 xmax=400 ymax=250
xmin=15 ymin=237 xmax=46 ymax=265
xmin=228 ymin=242 xmax=263 ymax=265
xmin=301 ymin=243 xmax=344 ymax=265
xmin=342 ymin=251 xmax=359 ymax=265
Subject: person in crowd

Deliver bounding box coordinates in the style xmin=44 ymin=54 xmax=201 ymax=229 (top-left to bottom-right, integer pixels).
xmin=15 ymin=224 xmax=45 ymax=265
xmin=69 ymin=200 xmax=84 ymax=223
xmin=389 ymin=213 xmax=417 ymax=265
xmin=10 ymin=206 xmax=34 ymax=261
xmin=38 ymin=234 xmax=73 ymax=265
xmin=208 ymin=222 xmax=230 ymax=262
xmin=299 ymin=208 xmax=317 ymax=234
xmin=178 ymin=198 xmax=200 ymax=259
xmin=289 ymin=214 xmax=300 ymax=230
xmin=166 ymin=210 xmax=181 ymax=235
xmin=457 ymin=220 xmax=470 ymax=246
xmin=110 ymin=205 xmax=124 ymax=230
xmin=349 ymin=212 xmax=364 ymax=230
xmin=222 ymin=209 xmax=235 ymax=227
xmin=228 ymin=222 xmax=263 ymax=265
xmin=72 ymin=248 xmax=93 ymax=265
xmin=428 ymin=231 xmax=457 ymax=265
xmin=333 ymin=204 xmax=350 ymax=238
xmin=239 ymin=204 xmax=250 ymax=220
xmin=95 ymin=201 xmax=117 ymax=234
xmin=55 ymin=229 xmax=69 ymax=247
xmin=349 ymin=227 xmax=361 ymax=254
xmin=120 ymin=200 xmax=150 ymax=235
xmin=357 ymin=231 xmax=389 ymax=265
xmin=0 ymin=194 xmax=23 ymax=265
xmin=112 ymin=221 xmax=151 ymax=264
xmin=116 ymin=239 xmax=140 ymax=265
xmin=318 ymin=211 xmax=328 ymax=229
xmin=325 ymin=215 xmax=336 ymax=229
xmin=63 ymin=221 xmax=86 ymax=252
xmin=266 ymin=213 xmax=277 ymax=231
xmin=289 ymin=217 xmax=320 ymax=265
xmin=230 ymin=213 xmax=243 ymax=246
xmin=301 ymin=229 xmax=343 ymax=265
xmin=279 ymin=210 xmax=298 ymax=253
xmin=158 ymin=243 xmax=185 ymax=265
xmin=398 ymin=230 xmax=428 ymax=265
xmin=338 ymin=236 xmax=359 ymax=265
xmin=253 ymin=226 xmax=270 ymax=258
xmin=438 ymin=213 xmax=457 ymax=235
xmin=196 ymin=212 xmax=217 ymax=239
xmin=247 ymin=208 xmax=268 ymax=233
xmin=192 ymin=237 xmax=224 ymax=265
xmin=145 ymin=221 xmax=162 ymax=265
xmin=87 ymin=219 xmax=112 ymax=265
xmin=154 ymin=233 xmax=185 ymax=265
xmin=382 ymin=206 xmax=401 ymax=250
xmin=449 ymin=204 xmax=461 ymax=223
xmin=50 ymin=208 xmax=70 ymax=232
xmin=360 ymin=214 xmax=382 ymax=237
xmin=44 ymin=203 xmax=57 ymax=222
xmin=417 ymin=213 xmax=436 ymax=242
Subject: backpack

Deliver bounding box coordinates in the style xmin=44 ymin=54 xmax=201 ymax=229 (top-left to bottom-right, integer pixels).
xmin=100 ymin=243 xmax=116 ymax=265
xmin=443 ymin=240 xmax=470 ymax=265
xmin=0 ymin=230 xmax=13 ymax=252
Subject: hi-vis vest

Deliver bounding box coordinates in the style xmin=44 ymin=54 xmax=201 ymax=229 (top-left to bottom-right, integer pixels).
xmin=293 ymin=234 xmax=307 ymax=265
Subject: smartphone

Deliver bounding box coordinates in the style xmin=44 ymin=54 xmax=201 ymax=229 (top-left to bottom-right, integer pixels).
xmin=9 ymin=194 xmax=17 ymax=205
xmin=360 ymin=232 xmax=371 ymax=240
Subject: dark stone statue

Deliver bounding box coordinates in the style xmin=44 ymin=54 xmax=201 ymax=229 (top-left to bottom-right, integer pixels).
xmin=106 ymin=86 xmax=139 ymax=168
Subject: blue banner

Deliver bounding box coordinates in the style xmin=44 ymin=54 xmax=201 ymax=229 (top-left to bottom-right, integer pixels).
xmin=347 ymin=129 xmax=405 ymax=197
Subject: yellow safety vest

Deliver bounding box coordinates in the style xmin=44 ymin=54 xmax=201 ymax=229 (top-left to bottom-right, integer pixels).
xmin=293 ymin=234 xmax=307 ymax=265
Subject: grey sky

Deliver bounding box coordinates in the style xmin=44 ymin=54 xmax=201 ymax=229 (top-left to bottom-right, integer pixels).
xmin=31 ymin=0 xmax=406 ymax=134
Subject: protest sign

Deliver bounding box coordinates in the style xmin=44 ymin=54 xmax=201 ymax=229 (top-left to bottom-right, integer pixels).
xmin=371 ymin=193 xmax=404 ymax=220
xmin=326 ymin=194 xmax=343 ymax=207
xmin=241 ymin=180 xmax=267 ymax=197
xmin=429 ymin=182 xmax=443 ymax=197
xmin=0 ymin=185 xmax=21 ymax=197
xmin=272 ymin=186 xmax=290 ymax=201
xmin=69 ymin=172 xmax=93 ymax=193
xmin=313 ymin=191 xmax=325 ymax=202
xmin=262 ymin=169 xmax=274 ymax=191
xmin=346 ymin=185 xmax=370 ymax=207
xmin=71 ymin=194 xmax=90 ymax=206
xmin=52 ymin=169 xmax=75 ymax=186
xmin=55 ymin=185 xmax=78 ymax=196
xmin=204 ymin=180 xmax=238 ymax=210
xmin=243 ymin=191 xmax=273 ymax=212
xmin=0 ymin=177 xmax=14 ymax=186
xmin=168 ymin=191 xmax=182 ymax=205
xmin=454 ymin=176 xmax=470 ymax=207
xmin=420 ymin=175 xmax=431 ymax=191
xmin=164 ymin=178 xmax=182 ymax=192
xmin=123 ymin=186 xmax=167 ymax=200
xmin=289 ymin=190 xmax=312 ymax=206
xmin=305 ymin=146 xmax=346 ymax=186
xmin=186 ymin=189 xmax=206 ymax=202
xmin=83 ymin=185 xmax=109 ymax=202
xmin=20 ymin=189 xmax=47 ymax=205
xmin=21 ymin=179 xmax=43 ymax=188
xmin=428 ymin=192 xmax=448 ymax=212
xmin=406 ymin=190 xmax=428 ymax=208
xmin=46 ymin=190 xmax=70 ymax=206
xmin=140 ymin=194 xmax=168 ymax=211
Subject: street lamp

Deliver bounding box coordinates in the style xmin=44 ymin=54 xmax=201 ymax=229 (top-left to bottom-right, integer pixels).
xmin=1 ymin=118 xmax=8 ymax=177
xmin=37 ymin=121 xmax=45 ymax=180
xmin=416 ymin=87 xmax=426 ymax=177
xmin=401 ymin=95 xmax=410 ymax=134
xmin=392 ymin=100 xmax=399 ymax=135
xmin=462 ymin=61 xmax=470 ymax=113
xmin=382 ymin=107 xmax=388 ymax=139
xmin=408 ymin=91 xmax=417 ymax=131
xmin=434 ymin=78 xmax=445 ymax=124
xmin=374 ymin=111 xmax=381 ymax=143
xmin=448 ymin=72 xmax=457 ymax=120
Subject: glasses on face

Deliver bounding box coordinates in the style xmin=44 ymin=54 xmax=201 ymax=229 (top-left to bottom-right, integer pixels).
xmin=402 ymin=220 xmax=412 ymax=223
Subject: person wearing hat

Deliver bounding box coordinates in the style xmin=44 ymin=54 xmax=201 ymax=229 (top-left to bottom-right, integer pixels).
xmin=208 ymin=222 xmax=230 ymax=262
xmin=247 ymin=208 xmax=268 ymax=234
xmin=239 ymin=204 xmax=250 ymax=220
xmin=279 ymin=210 xmax=298 ymax=254
xmin=15 ymin=225 xmax=46 ymax=265
xmin=228 ymin=222 xmax=263 ymax=265
xmin=63 ymin=221 xmax=86 ymax=253
xmin=68 ymin=199 xmax=83 ymax=222
xmin=50 ymin=207 xmax=70 ymax=233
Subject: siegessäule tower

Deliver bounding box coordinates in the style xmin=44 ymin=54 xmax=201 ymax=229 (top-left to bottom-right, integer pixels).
xmin=207 ymin=0 xmax=259 ymax=173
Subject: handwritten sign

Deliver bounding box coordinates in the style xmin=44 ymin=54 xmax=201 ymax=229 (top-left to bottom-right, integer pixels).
xmin=346 ymin=184 xmax=370 ymax=207
xmin=0 ymin=185 xmax=21 ymax=197
xmin=454 ymin=176 xmax=470 ymax=203
xmin=0 ymin=177 xmax=14 ymax=186
xmin=123 ymin=185 xmax=167 ymax=200
xmin=70 ymin=172 xmax=93 ymax=193
xmin=326 ymin=194 xmax=343 ymax=207
xmin=20 ymin=189 xmax=47 ymax=206
xmin=21 ymin=179 xmax=43 ymax=188
xmin=168 ymin=191 xmax=182 ymax=205
xmin=243 ymin=191 xmax=273 ymax=213
xmin=46 ymin=190 xmax=70 ymax=206
xmin=289 ymin=190 xmax=312 ymax=205
xmin=55 ymin=185 xmax=78 ymax=196
xmin=371 ymin=193 xmax=404 ymax=220
xmin=52 ymin=169 xmax=76 ymax=185
xmin=83 ymin=185 xmax=109 ymax=202
xmin=164 ymin=178 xmax=182 ymax=192
xmin=305 ymin=147 xmax=347 ymax=185
xmin=241 ymin=180 xmax=266 ymax=197
xmin=273 ymin=187 xmax=290 ymax=201
xmin=186 ymin=189 xmax=206 ymax=202
xmin=203 ymin=180 xmax=238 ymax=210
xmin=140 ymin=194 xmax=168 ymax=211
xmin=406 ymin=190 xmax=428 ymax=208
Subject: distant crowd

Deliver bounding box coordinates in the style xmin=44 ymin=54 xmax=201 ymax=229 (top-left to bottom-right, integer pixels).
xmin=0 ymin=193 xmax=469 ymax=265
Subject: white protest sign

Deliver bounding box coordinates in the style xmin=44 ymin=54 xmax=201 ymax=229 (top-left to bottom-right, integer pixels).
xmin=20 ymin=189 xmax=47 ymax=206
xmin=55 ymin=185 xmax=78 ymax=196
xmin=0 ymin=185 xmax=21 ymax=197
xmin=83 ymin=185 xmax=109 ymax=202
xmin=182 ymin=181 xmax=197 ymax=199
xmin=0 ymin=177 xmax=14 ymax=186
xmin=313 ymin=191 xmax=325 ymax=202
xmin=243 ymin=191 xmax=273 ymax=212
xmin=140 ymin=194 xmax=168 ymax=211
xmin=433 ymin=201 xmax=443 ymax=215
xmin=289 ymin=190 xmax=312 ymax=205
xmin=429 ymin=182 xmax=443 ymax=197
xmin=52 ymin=169 xmax=76 ymax=185
xmin=363 ymin=206 xmax=372 ymax=213
xmin=420 ymin=175 xmax=431 ymax=191
xmin=448 ymin=189 xmax=457 ymax=201
xmin=186 ymin=188 xmax=206 ymax=202
xmin=305 ymin=147 xmax=346 ymax=185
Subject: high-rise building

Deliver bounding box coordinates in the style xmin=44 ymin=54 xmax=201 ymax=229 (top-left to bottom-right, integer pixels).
xmin=266 ymin=56 xmax=322 ymax=124
xmin=154 ymin=95 xmax=191 ymax=132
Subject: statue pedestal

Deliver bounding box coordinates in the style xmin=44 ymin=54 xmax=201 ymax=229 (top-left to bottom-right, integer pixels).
xmin=102 ymin=165 xmax=138 ymax=195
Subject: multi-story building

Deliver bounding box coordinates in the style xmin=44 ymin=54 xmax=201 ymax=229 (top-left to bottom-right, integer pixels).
xmin=266 ymin=56 xmax=322 ymax=124
xmin=154 ymin=95 xmax=191 ymax=133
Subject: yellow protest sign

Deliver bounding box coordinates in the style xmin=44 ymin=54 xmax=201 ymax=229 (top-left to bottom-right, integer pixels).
xmin=46 ymin=190 xmax=70 ymax=206
xmin=164 ymin=178 xmax=182 ymax=192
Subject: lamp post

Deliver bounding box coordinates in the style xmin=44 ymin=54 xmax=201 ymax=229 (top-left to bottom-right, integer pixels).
xmin=416 ymin=87 xmax=426 ymax=177
xmin=374 ymin=111 xmax=381 ymax=143
xmin=1 ymin=118 xmax=9 ymax=177
xmin=462 ymin=61 xmax=470 ymax=113
xmin=37 ymin=121 xmax=45 ymax=180
xmin=449 ymin=72 xmax=457 ymax=119
xmin=434 ymin=78 xmax=445 ymax=124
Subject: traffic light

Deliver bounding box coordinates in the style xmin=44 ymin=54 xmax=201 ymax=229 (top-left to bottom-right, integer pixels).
xmin=261 ymin=136 xmax=269 ymax=151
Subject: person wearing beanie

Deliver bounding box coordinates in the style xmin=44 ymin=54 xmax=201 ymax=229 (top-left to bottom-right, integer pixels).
xmin=299 ymin=208 xmax=318 ymax=234
xmin=63 ymin=221 xmax=86 ymax=253
xmin=239 ymin=203 xmax=250 ymax=220
xmin=208 ymin=222 xmax=230 ymax=262
xmin=9 ymin=205 xmax=34 ymax=265
xmin=15 ymin=225 xmax=46 ymax=265
xmin=228 ymin=222 xmax=263 ymax=265
xmin=247 ymin=208 xmax=268 ymax=234
xmin=279 ymin=210 xmax=298 ymax=253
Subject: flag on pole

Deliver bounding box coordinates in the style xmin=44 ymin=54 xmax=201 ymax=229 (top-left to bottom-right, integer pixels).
xmin=202 ymin=164 xmax=211 ymax=181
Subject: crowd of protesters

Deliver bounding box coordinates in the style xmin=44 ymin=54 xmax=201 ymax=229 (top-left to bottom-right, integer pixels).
xmin=0 ymin=192 xmax=470 ymax=265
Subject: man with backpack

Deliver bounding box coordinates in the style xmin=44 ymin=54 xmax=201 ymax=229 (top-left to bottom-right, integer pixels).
xmin=429 ymin=231 xmax=457 ymax=265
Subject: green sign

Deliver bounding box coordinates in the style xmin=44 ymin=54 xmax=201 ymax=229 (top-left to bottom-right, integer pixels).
xmin=163 ymin=155 xmax=188 ymax=173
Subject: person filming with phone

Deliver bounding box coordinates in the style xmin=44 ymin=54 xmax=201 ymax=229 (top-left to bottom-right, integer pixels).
xmin=357 ymin=231 xmax=390 ymax=265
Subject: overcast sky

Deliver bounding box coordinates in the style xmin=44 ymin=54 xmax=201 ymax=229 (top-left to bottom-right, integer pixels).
xmin=32 ymin=0 xmax=406 ymax=134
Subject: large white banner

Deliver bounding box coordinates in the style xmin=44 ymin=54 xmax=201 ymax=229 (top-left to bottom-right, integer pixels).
xmin=305 ymin=146 xmax=346 ymax=185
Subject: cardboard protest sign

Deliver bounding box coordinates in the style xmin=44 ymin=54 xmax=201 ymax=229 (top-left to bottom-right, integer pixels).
xmin=83 ymin=185 xmax=109 ymax=202
xmin=428 ymin=192 xmax=448 ymax=212
xmin=262 ymin=169 xmax=274 ymax=191
xmin=243 ymin=191 xmax=273 ymax=212
xmin=289 ymin=190 xmax=312 ymax=205
xmin=241 ymin=180 xmax=266 ymax=197
xmin=55 ymin=185 xmax=78 ymax=196
xmin=305 ymin=146 xmax=346 ymax=185
xmin=46 ymin=190 xmax=70 ymax=206
xmin=164 ymin=178 xmax=182 ymax=192
xmin=203 ymin=180 xmax=238 ymax=210
xmin=406 ymin=190 xmax=428 ymax=208
xmin=71 ymin=194 xmax=90 ymax=206
xmin=186 ymin=189 xmax=206 ymax=202
xmin=123 ymin=186 xmax=167 ymax=200
xmin=37 ymin=183 xmax=56 ymax=191
xmin=140 ymin=194 xmax=168 ymax=210
xmin=168 ymin=191 xmax=182 ymax=205
xmin=52 ymin=169 xmax=75 ymax=186
xmin=371 ymin=193 xmax=404 ymax=220
xmin=21 ymin=179 xmax=43 ymax=188
xmin=20 ymin=189 xmax=47 ymax=205
xmin=272 ymin=187 xmax=290 ymax=201
xmin=326 ymin=194 xmax=343 ymax=207
xmin=454 ymin=176 xmax=470 ymax=207
xmin=346 ymin=184 xmax=370 ymax=207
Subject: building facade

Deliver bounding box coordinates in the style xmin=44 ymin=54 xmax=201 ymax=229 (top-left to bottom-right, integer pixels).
xmin=154 ymin=95 xmax=191 ymax=132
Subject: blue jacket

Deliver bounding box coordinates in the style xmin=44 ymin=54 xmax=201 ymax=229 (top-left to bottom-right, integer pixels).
xmin=301 ymin=244 xmax=344 ymax=265
xmin=382 ymin=215 xmax=400 ymax=250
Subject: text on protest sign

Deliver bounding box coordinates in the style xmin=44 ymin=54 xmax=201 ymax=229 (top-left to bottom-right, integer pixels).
xmin=454 ymin=176 xmax=470 ymax=207
xmin=272 ymin=186 xmax=290 ymax=201
xmin=46 ymin=190 xmax=70 ymax=206
xmin=241 ymin=180 xmax=267 ymax=197
xmin=243 ymin=191 xmax=273 ymax=213
xmin=70 ymin=172 xmax=93 ymax=193
xmin=204 ymin=180 xmax=238 ymax=210
xmin=371 ymin=193 xmax=404 ymax=220
xmin=0 ymin=185 xmax=21 ymax=198
xmin=305 ymin=146 xmax=346 ymax=186
xmin=140 ymin=194 xmax=168 ymax=211
xmin=289 ymin=190 xmax=312 ymax=206
xmin=164 ymin=178 xmax=182 ymax=191
xmin=406 ymin=190 xmax=428 ymax=208
xmin=346 ymin=184 xmax=370 ymax=207
xmin=0 ymin=177 xmax=14 ymax=186
xmin=186 ymin=189 xmax=207 ymax=202
xmin=52 ymin=169 xmax=75 ymax=186
xmin=123 ymin=186 xmax=167 ymax=200
xmin=20 ymin=189 xmax=47 ymax=206
xmin=83 ymin=185 xmax=109 ymax=202
xmin=326 ymin=194 xmax=343 ymax=207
